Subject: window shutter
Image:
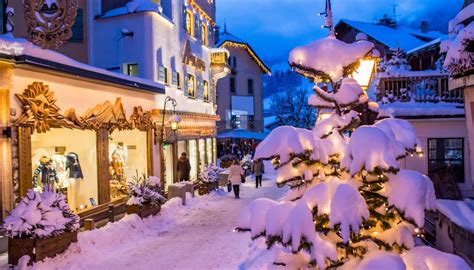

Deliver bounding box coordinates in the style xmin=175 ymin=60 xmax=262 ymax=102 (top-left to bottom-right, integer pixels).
xmin=182 ymin=5 xmax=187 ymax=30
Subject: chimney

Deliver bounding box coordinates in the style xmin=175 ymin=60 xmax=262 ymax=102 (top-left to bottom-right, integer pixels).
xmin=420 ymin=21 xmax=428 ymax=33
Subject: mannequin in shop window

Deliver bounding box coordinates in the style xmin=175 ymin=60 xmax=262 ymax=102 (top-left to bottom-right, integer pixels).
xmin=33 ymin=156 xmax=59 ymax=191
xmin=109 ymin=147 xmax=127 ymax=199
xmin=177 ymin=152 xmax=191 ymax=182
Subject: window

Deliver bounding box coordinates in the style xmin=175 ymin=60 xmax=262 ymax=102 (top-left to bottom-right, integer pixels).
xmin=70 ymin=8 xmax=84 ymax=43
xmin=158 ymin=66 xmax=168 ymax=84
xmin=247 ymin=79 xmax=254 ymax=94
xmin=109 ymin=130 xmax=148 ymax=200
xmin=31 ymin=129 xmax=98 ymax=212
xmin=230 ymin=77 xmax=236 ymax=93
xmin=201 ymin=24 xmax=208 ymax=46
xmin=428 ymin=138 xmax=464 ymax=182
xmin=187 ymin=74 xmax=196 ymax=98
xmin=124 ymin=63 xmax=139 ymax=77
xmin=172 ymin=71 xmax=181 ymax=88
xmin=232 ymin=57 xmax=237 ymax=68
xmin=185 ymin=10 xmax=194 ymax=36
xmin=203 ymin=80 xmax=210 ymax=101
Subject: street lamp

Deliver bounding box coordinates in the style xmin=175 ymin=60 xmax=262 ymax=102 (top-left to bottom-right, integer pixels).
xmin=160 ymin=96 xmax=180 ymax=143
xmin=351 ymin=58 xmax=376 ymax=90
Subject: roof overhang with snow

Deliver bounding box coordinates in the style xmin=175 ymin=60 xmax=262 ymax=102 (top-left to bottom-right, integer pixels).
xmin=0 ymin=53 xmax=165 ymax=94
xmin=217 ymin=40 xmax=271 ymax=75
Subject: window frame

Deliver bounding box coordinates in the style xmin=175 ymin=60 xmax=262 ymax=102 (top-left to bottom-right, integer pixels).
xmin=247 ymin=79 xmax=254 ymax=95
xmin=203 ymin=80 xmax=210 ymax=102
xmin=185 ymin=10 xmax=194 ymax=37
xmin=158 ymin=65 xmax=169 ymax=85
xmin=201 ymin=24 xmax=208 ymax=46
xmin=124 ymin=63 xmax=139 ymax=77
xmin=187 ymin=73 xmax=196 ymax=98
xmin=427 ymin=137 xmax=465 ymax=183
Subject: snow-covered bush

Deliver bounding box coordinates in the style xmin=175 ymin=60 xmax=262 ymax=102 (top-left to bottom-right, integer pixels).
xmin=3 ymin=189 xmax=79 ymax=238
xmin=237 ymin=30 xmax=470 ymax=269
xmin=240 ymin=155 xmax=253 ymax=171
xmin=126 ymin=173 xmax=166 ymax=206
xmin=198 ymin=164 xmax=221 ymax=183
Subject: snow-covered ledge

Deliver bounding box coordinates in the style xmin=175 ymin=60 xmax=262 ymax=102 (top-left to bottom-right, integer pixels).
xmin=436 ymin=199 xmax=474 ymax=267
xmin=449 ymin=74 xmax=474 ymax=91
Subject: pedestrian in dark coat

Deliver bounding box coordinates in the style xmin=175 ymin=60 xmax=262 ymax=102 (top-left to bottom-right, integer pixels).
xmin=252 ymin=159 xmax=264 ymax=188
xmin=177 ymin=152 xmax=191 ymax=181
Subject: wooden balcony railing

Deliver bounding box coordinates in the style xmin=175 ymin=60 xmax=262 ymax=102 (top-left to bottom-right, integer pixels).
xmin=377 ymin=73 xmax=464 ymax=103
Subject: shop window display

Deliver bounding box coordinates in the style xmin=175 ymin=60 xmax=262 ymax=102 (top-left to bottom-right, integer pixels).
xmin=198 ymin=139 xmax=205 ymax=171
xmin=109 ymin=129 xmax=147 ymax=200
xmin=31 ymin=129 xmax=98 ymax=213
xmin=163 ymin=143 xmax=174 ymax=188
xmin=213 ymin=138 xmax=217 ymax=164
xmin=206 ymin=138 xmax=213 ymax=165
xmin=188 ymin=140 xmax=198 ymax=180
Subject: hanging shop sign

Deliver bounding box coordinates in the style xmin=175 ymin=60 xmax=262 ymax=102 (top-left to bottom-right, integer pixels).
xmin=24 ymin=0 xmax=79 ymax=49
xmin=183 ymin=40 xmax=206 ymax=72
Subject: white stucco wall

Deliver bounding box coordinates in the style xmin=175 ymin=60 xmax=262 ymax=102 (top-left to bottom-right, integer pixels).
xmin=398 ymin=117 xmax=472 ymax=197
xmin=90 ymin=0 xmax=215 ymax=115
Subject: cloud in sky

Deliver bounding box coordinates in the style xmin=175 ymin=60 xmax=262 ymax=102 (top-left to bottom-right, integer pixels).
xmin=216 ymin=0 xmax=463 ymax=62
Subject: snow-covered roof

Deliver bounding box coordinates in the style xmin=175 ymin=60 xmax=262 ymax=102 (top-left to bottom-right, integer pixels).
xmin=216 ymin=31 xmax=271 ymax=74
xmin=378 ymin=101 xmax=465 ymax=118
xmin=337 ymin=19 xmax=444 ymax=52
xmin=0 ymin=34 xmax=165 ymax=93
xmin=406 ymin=36 xmax=449 ymax=55
xmin=217 ymin=130 xmax=267 ymax=140
xmin=100 ymin=0 xmax=162 ymax=19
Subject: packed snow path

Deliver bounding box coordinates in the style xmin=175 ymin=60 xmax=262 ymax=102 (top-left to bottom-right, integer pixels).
xmin=23 ymin=174 xmax=286 ymax=269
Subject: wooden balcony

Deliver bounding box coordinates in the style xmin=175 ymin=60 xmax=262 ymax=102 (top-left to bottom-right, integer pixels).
xmin=377 ymin=72 xmax=464 ymax=103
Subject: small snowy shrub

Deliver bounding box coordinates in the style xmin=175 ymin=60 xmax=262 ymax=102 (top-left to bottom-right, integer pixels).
xmin=198 ymin=164 xmax=222 ymax=183
xmin=126 ymin=173 xmax=166 ymax=206
xmin=3 ymin=189 xmax=79 ymax=238
xmin=240 ymin=155 xmax=253 ymax=170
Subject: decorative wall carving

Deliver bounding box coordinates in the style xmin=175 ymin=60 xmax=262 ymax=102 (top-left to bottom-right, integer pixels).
xmin=24 ymin=0 xmax=79 ymax=49
xmin=130 ymin=106 xmax=153 ymax=131
xmin=81 ymin=98 xmax=130 ymax=131
xmin=14 ymin=82 xmax=69 ymax=133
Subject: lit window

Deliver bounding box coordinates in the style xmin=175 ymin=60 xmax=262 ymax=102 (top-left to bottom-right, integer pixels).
xmin=201 ymin=24 xmax=208 ymax=46
xmin=187 ymin=74 xmax=196 ymax=98
xmin=186 ymin=10 xmax=194 ymax=36
xmin=125 ymin=63 xmax=139 ymax=77
xmin=203 ymin=80 xmax=210 ymax=101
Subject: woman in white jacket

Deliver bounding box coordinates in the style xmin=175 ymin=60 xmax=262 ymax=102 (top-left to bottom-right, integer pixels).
xmin=228 ymin=159 xmax=244 ymax=199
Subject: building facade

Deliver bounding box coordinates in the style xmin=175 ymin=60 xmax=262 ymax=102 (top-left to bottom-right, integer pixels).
xmin=0 ymin=0 xmax=229 ymax=223
xmin=215 ymin=29 xmax=270 ymax=133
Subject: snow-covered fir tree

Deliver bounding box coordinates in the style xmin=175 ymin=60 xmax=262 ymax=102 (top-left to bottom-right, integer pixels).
xmin=235 ymin=5 xmax=470 ymax=269
xmin=378 ymin=47 xmax=411 ymax=75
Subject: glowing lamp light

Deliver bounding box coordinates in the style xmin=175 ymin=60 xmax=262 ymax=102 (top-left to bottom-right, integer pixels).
xmin=169 ymin=114 xmax=181 ymax=131
xmin=351 ymin=59 xmax=376 ymax=90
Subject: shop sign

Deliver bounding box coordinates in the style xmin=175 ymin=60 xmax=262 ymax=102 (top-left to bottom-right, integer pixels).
xmin=24 ymin=0 xmax=79 ymax=49
xmin=183 ymin=41 xmax=206 ymax=72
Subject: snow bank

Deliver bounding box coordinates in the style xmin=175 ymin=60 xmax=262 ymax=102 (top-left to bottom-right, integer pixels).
xmin=402 ymin=246 xmax=471 ymax=270
xmin=289 ymin=36 xmax=374 ymax=82
xmin=383 ymin=170 xmax=436 ymax=227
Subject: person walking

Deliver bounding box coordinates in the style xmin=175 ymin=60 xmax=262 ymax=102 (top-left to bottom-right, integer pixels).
xmin=252 ymin=159 xmax=264 ymax=188
xmin=228 ymin=159 xmax=244 ymax=199
xmin=177 ymin=152 xmax=191 ymax=182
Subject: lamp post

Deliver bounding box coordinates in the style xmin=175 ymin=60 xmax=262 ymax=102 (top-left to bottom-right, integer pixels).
xmin=351 ymin=58 xmax=377 ymax=91
xmin=159 ymin=96 xmax=181 ymax=187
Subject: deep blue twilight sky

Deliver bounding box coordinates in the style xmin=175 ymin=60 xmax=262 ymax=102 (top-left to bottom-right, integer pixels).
xmin=216 ymin=0 xmax=463 ymax=64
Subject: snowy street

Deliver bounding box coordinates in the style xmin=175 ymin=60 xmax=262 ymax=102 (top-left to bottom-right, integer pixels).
xmin=14 ymin=171 xmax=286 ymax=270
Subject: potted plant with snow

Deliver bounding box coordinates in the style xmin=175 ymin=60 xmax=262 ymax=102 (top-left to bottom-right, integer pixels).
xmin=240 ymin=154 xmax=253 ymax=176
xmin=197 ymin=164 xmax=221 ymax=195
xmin=3 ymin=189 xmax=80 ymax=266
xmin=126 ymin=173 xmax=166 ymax=218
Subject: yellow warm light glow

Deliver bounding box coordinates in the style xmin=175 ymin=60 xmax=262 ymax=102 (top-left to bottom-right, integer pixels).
xmin=351 ymin=59 xmax=376 ymax=90
xmin=318 ymin=111 xmax=332 ymax=121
